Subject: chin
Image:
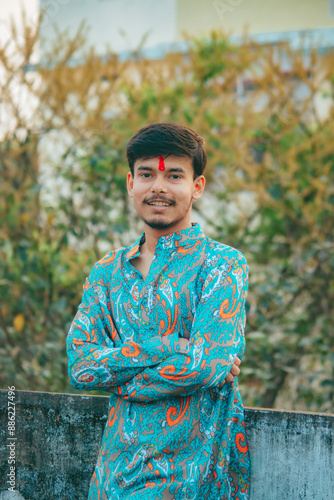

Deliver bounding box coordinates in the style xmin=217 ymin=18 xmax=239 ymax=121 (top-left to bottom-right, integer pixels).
xmin=140 ymin=214 xmax=175 ymax=230
xmin=145 ymin=219 xmax=175 ymax=230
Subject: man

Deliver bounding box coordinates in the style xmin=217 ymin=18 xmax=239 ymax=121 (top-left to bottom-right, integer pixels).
xmin=66 ymin=122 xmax=250 ymax=499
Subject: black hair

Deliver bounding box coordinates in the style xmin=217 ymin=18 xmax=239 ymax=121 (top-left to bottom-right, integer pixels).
xmin=126 ymin=122 xmax=207 ymax=179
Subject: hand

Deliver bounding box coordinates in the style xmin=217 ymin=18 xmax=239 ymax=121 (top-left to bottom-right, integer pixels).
xmin=222 ymin=356 xmax=241 ymax=385
xmin=178 ymin=338 xmax=189 ymax=352
xmin=177 ymin=339 xmax=241 ymax=383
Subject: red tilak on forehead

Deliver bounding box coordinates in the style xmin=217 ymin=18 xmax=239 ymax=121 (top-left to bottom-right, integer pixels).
xmin=158 ymin=156 xmax=165 ymax=171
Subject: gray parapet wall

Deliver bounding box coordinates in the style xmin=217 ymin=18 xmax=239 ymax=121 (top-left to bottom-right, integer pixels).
xmin=0 ymin=390 xmax=333 ymax=499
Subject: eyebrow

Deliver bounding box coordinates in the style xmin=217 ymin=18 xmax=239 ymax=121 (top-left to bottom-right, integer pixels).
xmin=137 ymin=166 xmax=186 ymax=173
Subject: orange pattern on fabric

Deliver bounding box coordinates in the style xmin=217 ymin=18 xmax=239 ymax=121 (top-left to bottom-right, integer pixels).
xmin=219 ymin=298 xmax=241 ymax=319
xmin=108 ymin=398 xmax=122 ymax=427
xmin=163 ymin=304 xmax=178 ymax=336
xmin=235 ymin=432 xmax=248 ymax=453
xmin=159 ymin=364 xmax=194 ymax=381
xmin=121 ymin=341 xmax=140 ymax=357
xmin=167 ymin=396 xmax=190 ymax=426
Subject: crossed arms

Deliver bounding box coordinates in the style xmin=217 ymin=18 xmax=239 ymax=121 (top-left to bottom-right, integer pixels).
xmin=66 ymin=250 xmax=248 ymax=402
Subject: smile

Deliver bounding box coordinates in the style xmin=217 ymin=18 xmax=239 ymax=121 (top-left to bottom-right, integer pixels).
xmin=147 ymin=202 xmax=172 ymax=207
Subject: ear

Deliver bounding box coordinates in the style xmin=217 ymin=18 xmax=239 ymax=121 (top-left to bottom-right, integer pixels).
xmin=192 ymin=175 xmax=206 ymax=201
xmin=127 ymin=172 xmax=134 ymax=198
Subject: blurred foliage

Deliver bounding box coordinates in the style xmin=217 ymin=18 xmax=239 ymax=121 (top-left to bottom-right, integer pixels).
xmin=0 ymin=11 xmax=333 ymax=411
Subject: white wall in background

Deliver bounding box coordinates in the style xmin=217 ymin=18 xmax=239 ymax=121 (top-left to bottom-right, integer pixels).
xmin=40 ymin=0 xmax=177 ymax=54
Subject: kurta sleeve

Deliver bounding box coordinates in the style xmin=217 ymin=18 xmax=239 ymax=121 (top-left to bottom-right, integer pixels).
xmin=113 ymin=250 xmax=248 ymax=402
xmin=66 ymin=263 xmax=179 ymax=392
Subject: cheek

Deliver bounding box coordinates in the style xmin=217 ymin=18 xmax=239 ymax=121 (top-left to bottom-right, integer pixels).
xmin=132 ymin=185 xmax=146 ymax=199
xmin=175 ymin=188 xmax=193 ymax=202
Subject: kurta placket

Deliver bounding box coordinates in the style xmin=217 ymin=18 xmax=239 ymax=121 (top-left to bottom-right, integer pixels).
xmin=125 ymin=234 xmax=168 ymax=340
xmin=66 ymin=223 xmax=251 ymax=500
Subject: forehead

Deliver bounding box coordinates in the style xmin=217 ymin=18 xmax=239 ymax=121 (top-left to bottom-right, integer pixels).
xmin=134 ymin=155 xmax=193 ymax=172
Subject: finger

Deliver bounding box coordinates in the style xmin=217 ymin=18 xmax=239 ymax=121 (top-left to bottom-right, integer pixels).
xmin=230 ymin=365 xmax=240 ymax=377
xmin=178 ymin=339 xmax=189 ymax=351
xmin=225 ymin=373 xmax=233 ymax=383
xmin=234 ymin=357 xmax=241 ymax=366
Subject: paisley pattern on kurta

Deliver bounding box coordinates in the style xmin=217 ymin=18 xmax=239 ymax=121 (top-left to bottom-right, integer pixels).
xmin=66 ymin=222 xmax=251 ymax=499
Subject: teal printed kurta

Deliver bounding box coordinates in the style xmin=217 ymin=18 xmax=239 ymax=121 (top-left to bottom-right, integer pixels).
xmin=66 ymin=222 xmax=250 ymax=499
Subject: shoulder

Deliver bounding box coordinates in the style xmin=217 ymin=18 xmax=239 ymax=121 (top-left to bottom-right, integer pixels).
xmin=199 ymin=238 xmax=249 ymax=294
xmin=202 ymin=236 xmax=248 ymax=269
xmin=83 ymin=246 xmax=126 ymax=290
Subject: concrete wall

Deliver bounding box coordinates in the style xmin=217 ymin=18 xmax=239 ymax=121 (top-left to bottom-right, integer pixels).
xmin=0 ymin=390 xmax=333 ymax=499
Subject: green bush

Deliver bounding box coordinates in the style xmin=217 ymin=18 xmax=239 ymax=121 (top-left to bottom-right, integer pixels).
xmin=1 ymin=14 xmax=333 ymax=411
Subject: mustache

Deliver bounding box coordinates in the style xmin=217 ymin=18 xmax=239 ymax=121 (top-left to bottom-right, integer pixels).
xmin=145 ymin=197 xmax=174 ymax=204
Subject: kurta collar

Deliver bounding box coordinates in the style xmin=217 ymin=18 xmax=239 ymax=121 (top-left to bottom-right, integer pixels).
xmin=125 ymin=222 xmax=205 ymax=262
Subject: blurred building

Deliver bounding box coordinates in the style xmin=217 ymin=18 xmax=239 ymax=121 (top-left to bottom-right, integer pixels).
xmin=39 ymin=0 xmax=334 ymax=58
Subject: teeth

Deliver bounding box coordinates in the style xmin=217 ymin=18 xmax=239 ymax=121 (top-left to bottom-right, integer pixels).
xmin=149 ymin=202 xmax=170 ymax=206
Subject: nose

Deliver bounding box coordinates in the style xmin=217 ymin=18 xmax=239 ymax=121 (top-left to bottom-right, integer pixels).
xmin=150 ymin=175 xmax=167 ymax=193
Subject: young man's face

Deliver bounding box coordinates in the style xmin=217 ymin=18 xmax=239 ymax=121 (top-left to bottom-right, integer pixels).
xmin=127 ymin=155 xmax=205 ymax=232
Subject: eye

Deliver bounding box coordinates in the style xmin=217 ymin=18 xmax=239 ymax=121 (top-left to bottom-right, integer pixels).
xmin=170 ymin=174 xmax=181 ymax=179
xmin=139 ymin=173 xmax=151 ymax=178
